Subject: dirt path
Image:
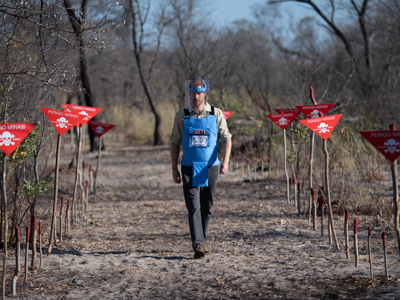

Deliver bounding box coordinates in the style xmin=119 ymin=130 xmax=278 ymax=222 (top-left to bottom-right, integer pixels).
xmin=12 ymin=145 xmax=400 ymax=299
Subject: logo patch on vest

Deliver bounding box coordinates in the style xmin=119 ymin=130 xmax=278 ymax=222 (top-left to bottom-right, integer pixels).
xmin=195 ymin=129 xmax=205 ymax=134
xmin=191 ymin=135 xmax=208 ymax=147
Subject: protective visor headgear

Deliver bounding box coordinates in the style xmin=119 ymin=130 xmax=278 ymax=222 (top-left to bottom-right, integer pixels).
xmin=184 ymin=78 xmax=209 ymax=108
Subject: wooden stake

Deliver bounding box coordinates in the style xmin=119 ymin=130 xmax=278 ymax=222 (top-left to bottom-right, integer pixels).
xmin=24 ymin=226 xmax=30 ymax=283
xmin=72 ymin=126 xmax=83 ymax=225
xmin=345 ymin=210 xmax=350 ymax=259
xmin=85 ymin=180 xmax=89 ymax=211
xmin=382 ymin=231 xmax=389 ymax=278
xmin=48 ymin=134 xmax=61 ymax=255
xmin=302 ymin=179 xmax=306 ymax=217
xmin=31 ymin=215 xmax=37 ymax=269
xmin=297 ymin=183 xmax=301 ymax=215
xmin=368 ymin=226 xmax=373 ymax=278
xmin=94 ymin=136 xmax=102 ymax=202
xmin=323 ymin=139 xmax=340 ymax=250
xmin=59 ymin=197 xmax=64 ymax=243
xmin=311 ymin=188 xmax=317 ymax=231
xmin=2 ymin=153 xmax=7 ymax=300
xmin=89 ymin=165 xmax=93 ymax=193
xmin=293 ymin=174 xmax=297 ymax=211
xmin=328 ymin=213 xmax=332 ymax=245
xmin=354 ymin=219 xmax=359 ymax=267
xmin=320 ymin=195 xmax=324 ymax=237
xmin=39 ymin=222 xmax=42 ymax=266
xmin=284 ymin=129 xmax=290 ymax=204
xmin=389 ymin=124 xmax=400 ymax=260
xmin=65 ymin=199 xmax=70 ymax=235
xmin=78 ymin=189 xmax=83 ymax=217
xmin=54 ymin=201 xmax=57 ymax=246
xmin=11 ymin=226 xmax=20 ymax=296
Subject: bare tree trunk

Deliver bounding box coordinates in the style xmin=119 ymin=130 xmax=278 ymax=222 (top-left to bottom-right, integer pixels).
xmin=31 ymin=215 xmax=37 ymax=269
xmin=129 ymin=0 xmax=164 ymax=145
xmin=64 ymin=0 xmax=99 ymax=151
xmin=2 ymin=154 xmax=8 ymax=300
xmin=324 ymin=140 xmax=340 ymax=251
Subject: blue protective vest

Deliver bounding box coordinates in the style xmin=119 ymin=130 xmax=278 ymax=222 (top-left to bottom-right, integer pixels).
xmin=181 ymin=107 xmax=220 ymax=186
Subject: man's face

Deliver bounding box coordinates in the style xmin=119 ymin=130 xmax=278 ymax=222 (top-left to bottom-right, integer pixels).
xmin=189 ymin=90 xmax=206 ymax=107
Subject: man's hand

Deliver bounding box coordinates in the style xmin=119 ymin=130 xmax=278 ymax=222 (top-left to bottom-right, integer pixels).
xmin=220 ymin=138 xmax=231 ymax=175
xmin=219 ymin=161 xmax=229 ymax=174
xmin=172 ymin=169 xmax=181 ymax=184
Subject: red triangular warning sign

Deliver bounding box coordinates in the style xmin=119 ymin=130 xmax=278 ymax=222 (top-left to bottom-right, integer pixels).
xmin=299 ymin=114 xmax=342 ymax=140
xmin=0 ymin=123 xmax=37 ymax=156
xmin=41 ymin=107 xmax=87 ymax=136
xmin=222 ymin=111 xmax=233 ymax=120
xmin=88 ymin=121 xmax=115 ymax=138
xmin=275 ymin=108 xmax=300 ymax=118
xmin=266 ymin=113 xmax=298 ymax=130
xmin=359 ymin=131 xmax=400 ymax=163
xmin=296 ymin=104 xmax=334 ymax=119
xmin=63 ymin=104 xmax=103 ymax=127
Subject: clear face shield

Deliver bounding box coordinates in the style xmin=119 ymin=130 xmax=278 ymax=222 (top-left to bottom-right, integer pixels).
xmin=184 ymin=78 xmax=210 ymax=108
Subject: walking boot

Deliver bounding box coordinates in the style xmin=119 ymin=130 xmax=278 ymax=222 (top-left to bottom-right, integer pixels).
xmin=194 ymin=246 xmax=205 ymax=259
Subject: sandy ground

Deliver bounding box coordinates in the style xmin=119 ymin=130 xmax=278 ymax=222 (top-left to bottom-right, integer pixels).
xmin=7 ymin=144 xmax=400 ymax=299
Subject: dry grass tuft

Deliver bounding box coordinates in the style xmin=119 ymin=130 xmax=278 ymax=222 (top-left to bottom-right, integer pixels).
xmin=106 ymin=101 xmax=177 ymax=144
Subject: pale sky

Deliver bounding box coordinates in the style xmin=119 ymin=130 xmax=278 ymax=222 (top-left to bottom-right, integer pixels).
xmin=208 ymin=0 xmax=312 ymax=28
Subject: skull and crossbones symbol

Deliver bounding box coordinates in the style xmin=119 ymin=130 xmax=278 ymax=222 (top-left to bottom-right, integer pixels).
xmin=278 ymin=117 xmax=288 ymax=126
xmin=317 ymin=122 xmax=330 ymax=133
xmin=0 ymin=131 xmax=15 ymax=146
xmin=384 ymin=138 xmax=400 ymax=153
xmin=95 ymin=126 xmax=105 ymax=135
xmin=311 ymin=110 xmax=320 ymax=118
xmin=56 ymin=117 xmax=69 ymax=128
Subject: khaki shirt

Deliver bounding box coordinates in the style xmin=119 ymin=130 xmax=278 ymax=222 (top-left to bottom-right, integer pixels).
xmin=170 ymin=102 xmax=232 ymax=146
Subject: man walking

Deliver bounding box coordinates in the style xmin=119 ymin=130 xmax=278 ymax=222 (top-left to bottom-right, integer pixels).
xmin=170 ymin=78 xmax=232 ymax=259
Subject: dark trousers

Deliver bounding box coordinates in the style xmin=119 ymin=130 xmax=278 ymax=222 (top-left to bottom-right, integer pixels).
xmin=181 ymin=165 xmax=219 ymax=251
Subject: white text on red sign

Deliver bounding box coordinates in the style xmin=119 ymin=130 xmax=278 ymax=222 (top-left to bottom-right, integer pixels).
xmin=301 ymin=105 xmax=330 ymax=110
xmin=305 ymin=115 xmax=337 ymax=124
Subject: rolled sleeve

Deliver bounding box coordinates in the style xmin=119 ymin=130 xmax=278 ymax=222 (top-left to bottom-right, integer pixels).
xmin=215 ymin=108 xmax=232 ymax=143
xmin=170 ymin=110 xmax=184 ymax=146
